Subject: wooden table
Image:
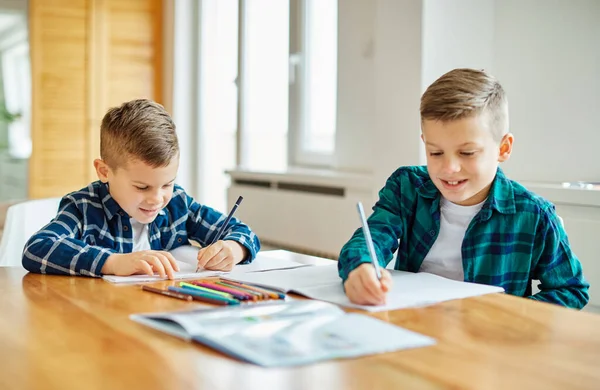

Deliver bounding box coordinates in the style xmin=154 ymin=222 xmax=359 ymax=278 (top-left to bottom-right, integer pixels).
xmin=1 ymin=254 xmax=600 ymax=390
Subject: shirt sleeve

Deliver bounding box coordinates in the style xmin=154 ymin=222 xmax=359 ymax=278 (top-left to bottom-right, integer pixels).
xmin=22 ymin=196 xmax=114 ymax=277
xmin=529 ymin=207 xmax=590 ymax=309
xmin=338 ymin=171 xmax=405 ymax=281
xmin=184 ymin=193 xmax=261 ymax=264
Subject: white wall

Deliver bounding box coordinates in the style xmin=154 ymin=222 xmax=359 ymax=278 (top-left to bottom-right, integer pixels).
xmin=421 ymin=0 xmax=495 ymax=166
xmin=335 ymin=0 xmax=599 ymax=188
xmin=494 ymin=0 xmax=600 ymax=183
xmin=422 ymin=0 xmax=495 ymax=94
xmin=372 ymin=0 xmax=423 ymax=188
xmin=336 ymin=0 xmax=497 ymax=192
xmin=334 ymin=0 xmax=376 ymax=174
xmin=335 ymin=0 xmax=424 ymax=192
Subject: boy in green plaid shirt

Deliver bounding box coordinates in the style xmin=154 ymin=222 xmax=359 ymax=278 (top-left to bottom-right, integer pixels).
xmin=338 ymin=68 xmax=589 ymax=309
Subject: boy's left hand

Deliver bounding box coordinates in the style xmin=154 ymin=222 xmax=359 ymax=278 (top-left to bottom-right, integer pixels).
xmin=197 ymin=240 xmax=248 ymax=272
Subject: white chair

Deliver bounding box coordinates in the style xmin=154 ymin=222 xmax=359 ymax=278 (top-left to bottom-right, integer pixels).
xmin=0 ymin=198 xmax=61 ymax=267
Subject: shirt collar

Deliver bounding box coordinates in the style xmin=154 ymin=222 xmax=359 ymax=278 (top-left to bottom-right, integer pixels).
xmin=482 ymin=167 xmax=516 ymax=217
xmin=97 ymin=181 xmax=129 ymax=220
xmin=416 ymin=166 xmax=516 ymax=218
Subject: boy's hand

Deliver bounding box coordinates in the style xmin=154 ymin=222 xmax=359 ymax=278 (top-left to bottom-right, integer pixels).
xmin=344 ymin=263 xmax=393 ymax=306
xmin=101 ymin=251 xmax=180 ymax=279
xmin=197 ymin=240 xmax=248 ymax=272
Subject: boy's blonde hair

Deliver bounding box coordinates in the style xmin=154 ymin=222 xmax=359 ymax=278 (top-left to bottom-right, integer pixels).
xmin=420 ymin=68 xmax=509 ymax=141
xmin=100 ymin=99 xmax=179 ymax=169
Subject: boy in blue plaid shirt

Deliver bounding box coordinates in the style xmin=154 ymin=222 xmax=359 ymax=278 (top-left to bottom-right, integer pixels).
xmin=23 ymin=99 xmax=260 ymax=279
xmin=339 ymin=69 xmax=589 ymax=309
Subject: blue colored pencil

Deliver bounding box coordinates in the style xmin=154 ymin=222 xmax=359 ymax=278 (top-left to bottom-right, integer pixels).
xmin=168 ymin=286 xmax=240 ymax=305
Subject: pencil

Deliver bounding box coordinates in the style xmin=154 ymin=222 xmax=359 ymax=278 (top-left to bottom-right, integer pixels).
xmin=195 ymin=196 xmax=244 ymax=272
xmin=209 ymin=196 xmax=244 ymax=246
xmin=179 ymin=282 xmax=237 ymax=299
xmin=221 ymin=279 xmax=285 ymax=299
xmin=192 ymin=281 xmax=252 ymax=300
xmin=223 ymin=279 xmax=283 ymax=299
xmin=142 ymin=285 xmax=193 ymax=301
xmin=168 ymin=286 xmax=240 ymax=305
xmin=216 ymin=281 xmax=265 ymax=300
xmin=357 ymin=201 xmax=382 ymax=280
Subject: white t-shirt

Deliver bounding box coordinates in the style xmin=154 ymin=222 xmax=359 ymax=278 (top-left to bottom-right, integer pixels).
xmin=130 ymin=218 xmax=151 ymax=252
xmin=419 ymin=197 xmax=485 ymax=281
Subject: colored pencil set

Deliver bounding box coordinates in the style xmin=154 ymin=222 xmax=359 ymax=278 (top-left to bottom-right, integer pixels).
xmin=142 ymin=278 xmax=285 ymax=306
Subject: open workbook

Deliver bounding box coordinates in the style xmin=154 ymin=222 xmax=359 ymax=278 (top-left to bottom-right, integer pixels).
xmin=102 ymin=247 xmax=309 ymax=284
xmin=130 ymin=300 xmax=435 ymax=367
xmin=224 ymin=264 xmax=505 ymax=312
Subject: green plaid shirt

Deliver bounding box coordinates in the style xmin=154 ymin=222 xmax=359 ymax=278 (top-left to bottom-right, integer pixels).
xmin=338 ymin=166 xmax=589 ymax=309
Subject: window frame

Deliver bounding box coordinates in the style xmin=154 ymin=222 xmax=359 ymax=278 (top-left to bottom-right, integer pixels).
xmin=288 ymin=0 xmax=338 ymax=168
xmin=236 ymin=0 xmax=338 ymax=170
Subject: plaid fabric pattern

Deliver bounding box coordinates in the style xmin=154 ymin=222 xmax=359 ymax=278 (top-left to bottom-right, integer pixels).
xmin=22 ymin=181 xmax=260 ymax=277
xmin=338 ymin=166 xmax=589 ymax=309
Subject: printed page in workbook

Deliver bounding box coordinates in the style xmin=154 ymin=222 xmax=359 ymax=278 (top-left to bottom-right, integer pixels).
xmin=225 ymin=264 xmax=505 ymax=312
xmin=130 ymin=300 xmax=435 ymax=367
xmin=102 ymin=246 xmax=310 ymax=284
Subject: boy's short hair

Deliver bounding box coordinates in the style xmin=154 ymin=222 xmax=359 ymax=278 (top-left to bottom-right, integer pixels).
xmin=100 ymin=99 xmax=179 ymax=169
xmin=420 ymin=68 xmax=509 ymax=141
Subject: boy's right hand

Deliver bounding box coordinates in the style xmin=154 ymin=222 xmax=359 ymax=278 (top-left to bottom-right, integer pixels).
xmin=344 ymin=263 xmax=393 ymax=306
xmin=101 ymin=251 xmax=180 ymax=279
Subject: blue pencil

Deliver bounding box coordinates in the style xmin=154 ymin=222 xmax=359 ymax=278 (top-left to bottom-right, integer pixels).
xmin=168 ymin=286 xmax=240 ymax=305
xmin=356 ymin=201 xmax=382 ymax=280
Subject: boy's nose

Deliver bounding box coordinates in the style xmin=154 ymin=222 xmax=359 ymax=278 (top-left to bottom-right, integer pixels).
xmin=441 ymin=158 xmax=461 ymax=173
xmin=146 ymin=192 xmax=162 ymax=205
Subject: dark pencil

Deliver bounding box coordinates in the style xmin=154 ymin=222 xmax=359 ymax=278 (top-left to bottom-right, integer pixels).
xmin=142 ymin=285 xmax=193 ymax=301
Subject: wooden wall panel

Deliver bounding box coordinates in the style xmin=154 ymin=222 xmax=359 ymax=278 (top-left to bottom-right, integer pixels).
xmin=29 ymin=0 xmax=89 ymax=198
xmin=29 ymin=0 xmax=163 ymax=198
xmin=106 ymin=0 xmax=161 ymax=108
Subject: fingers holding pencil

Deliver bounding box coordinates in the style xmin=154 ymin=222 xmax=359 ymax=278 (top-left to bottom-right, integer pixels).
xmin=195 ymin=196 xmax=245 ymax=273
xmin=197 ymin=240 xmax=248 ymax=272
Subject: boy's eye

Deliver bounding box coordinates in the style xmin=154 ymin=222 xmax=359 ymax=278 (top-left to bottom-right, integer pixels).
xmin=460 ymin=151 xmax=476 ymax=156
xmin=429 ymin=152 xmax=443 ymax=156
xmin=163 ymin=183 xmax=174 ymax=188
xmin=135 ymin=186 xmax=148 ymax=191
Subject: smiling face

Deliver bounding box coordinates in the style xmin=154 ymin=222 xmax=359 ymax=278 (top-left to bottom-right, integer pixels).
xmin=94 ymin=156 xmax=179 ymax=223
xmin=422 ymin=114 xmax=513 ymax=206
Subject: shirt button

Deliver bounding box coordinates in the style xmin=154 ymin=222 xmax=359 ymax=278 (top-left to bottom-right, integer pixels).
xmin=119 ymin=211 xmax=125 ymax=216
xmin=429 ymin=230 xmax=435 ymax=236
xmin=123 ymin=226 xmax=129 ymax=231
xmin=177 ymin=238 xmax=183 ymax=243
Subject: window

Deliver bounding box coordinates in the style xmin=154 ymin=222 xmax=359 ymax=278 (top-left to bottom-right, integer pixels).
xmin=289 ymin=0 xmax=338 ymax=166
xmin=1 ymin=27 xmax=30 ymax=159
xmin=238 ymin=0 xmax=290 ymax=171
xmin=238 ymin=0 xmax=338 ymax=170
xmin=186 ymin=1 xmax=338 ymax=209
xmin=196 ymin=0 xmax=239 ymax=211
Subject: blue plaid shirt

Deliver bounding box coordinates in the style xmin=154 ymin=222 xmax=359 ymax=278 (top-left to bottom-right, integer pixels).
xmin=339 ymin=166 xmax=589 ymax=309
xmin=22 ymin=181 xmax=260 ymax=277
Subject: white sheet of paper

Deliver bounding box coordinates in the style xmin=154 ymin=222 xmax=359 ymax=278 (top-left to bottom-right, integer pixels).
xmin=227 ymin=264 xmax=504 ymax=312
xmin=225 ymin=263 xmax=341 ymax=292
xmin=102 ymin=247 xmax=309 ymax=284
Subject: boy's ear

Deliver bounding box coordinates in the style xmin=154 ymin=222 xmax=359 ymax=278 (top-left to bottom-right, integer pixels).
xmin=94 ymin=159 xmax=110 ymax=183
xmin=498 ymin=133 xmax=514 ymax=162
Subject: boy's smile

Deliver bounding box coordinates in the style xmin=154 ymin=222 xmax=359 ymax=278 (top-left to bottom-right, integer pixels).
xmin=422 ymin=115 xmax=513 ymax=206
xmin=439 ymin=179 xmax=468 ymax=190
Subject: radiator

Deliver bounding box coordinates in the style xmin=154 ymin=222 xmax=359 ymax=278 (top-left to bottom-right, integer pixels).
xmin=227 ymin=173 xmax=374 ymax=259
